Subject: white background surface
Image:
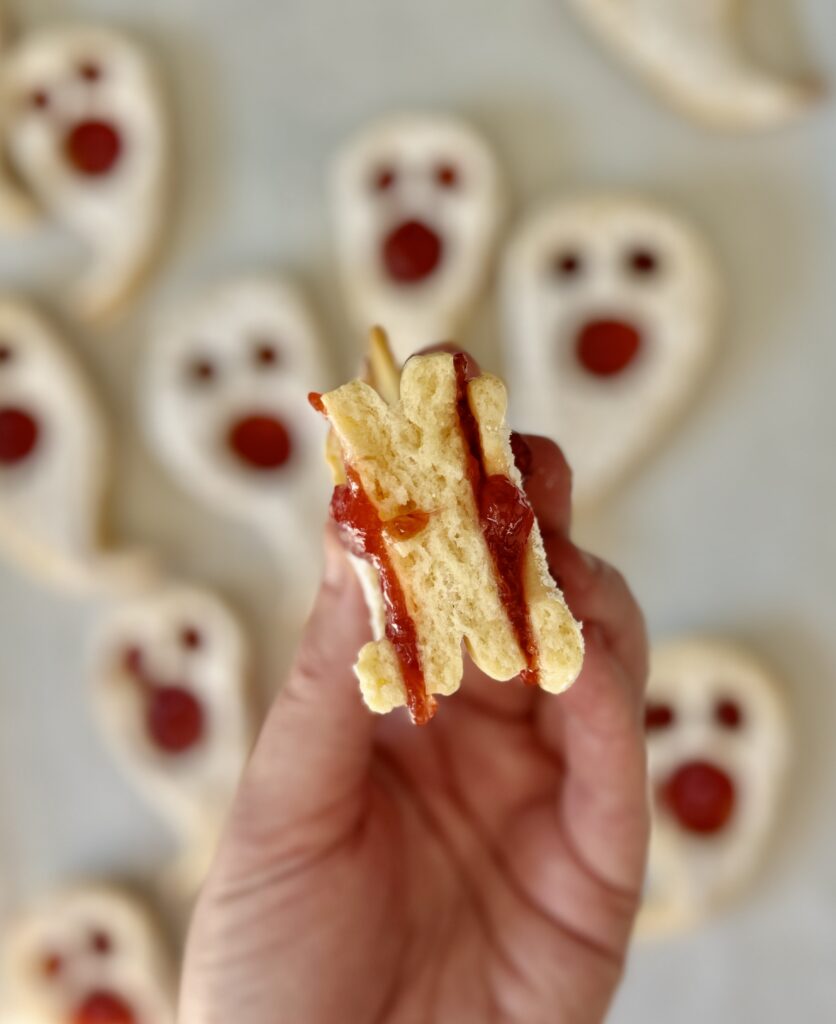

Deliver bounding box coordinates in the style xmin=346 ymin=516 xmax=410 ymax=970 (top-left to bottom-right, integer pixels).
xmin=0 ymin=0 xmax=834 ymax=1020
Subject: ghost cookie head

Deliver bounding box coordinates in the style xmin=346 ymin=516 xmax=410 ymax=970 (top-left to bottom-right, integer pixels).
xmin=639 ymin=639 xmax=790 ymax=936
xmin=90 ymin=585 xmax=251 ymax=839
xmin=2 ymin=887 xmax=174 ymax=1024
xmin=502 ymin=195 xmax=720 ymax=507
xmin=144 ymin=276 xmax=330 ymax=550
xmin=332 ymin=113 xmax=504 ymax=362
xmin=0 ymin=26 xmax=169 ymax=320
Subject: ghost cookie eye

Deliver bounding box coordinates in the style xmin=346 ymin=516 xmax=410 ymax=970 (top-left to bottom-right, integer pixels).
xmin=372 ymin=165 xmax=397 ymax=192
xmin=78 ymin=61 xmax=104 ymax=83
xmin=0 ymin=342 xmax=14 ymax=364
xmin=550 ymin=249 xmax=584 ymax=279
xmin=625 ymin=246 xmax=661 ymax=277
xmin=27 ymin=89 xmax=50 ymax=111
xmin=185 ymin=354 xmax=217 ymax=384
xmin=645 ymin=700 xmax=675 ymax=730
xmin=434 ymin=162 xmax=460 ymax=188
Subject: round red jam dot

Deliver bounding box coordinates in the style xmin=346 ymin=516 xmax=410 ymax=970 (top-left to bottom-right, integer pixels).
xmin=64 ymin=120 xmax=122 ymax=177
xmin=187 ymin=356 xmax=216 ymax=383
xmin=435 ymin=162 xmax=459 ymax=188
xmin=382 ymin=219 xmax=443 ymax=284
xmin=627 ymin=247 xmax=659 ymax=276
xmin=661 ymin=760 xmax=736 ymax=836
xmin=575 ymin=319 xmax=642 ymax=378
xmin=146 ymin=685 xmax=204 ymax=755
xmin=373 ymin=166 xmax=396 ymax=192
xmin=227 ymin=413 xmax=292 ymax=470
xmin=253 ymin=342 xmax=279 ymax=367
xmin=73 ymin=991 xmax=136 ymax=1024
xmin=0 ymin=407 xmax=40 ymax=465
xmin=645 ymin=701 xmax=675 ymax=730
xmin=552 ymin=251 xmax=582 ymax=278
xmin=90 ymin=930 xmax=112 ymax=955
xmin=79 ymin=62 xmax=103 ymax=82
xmin=122 ymin=645 xmax=144 ymax=677
xmin=30 ymin=90 xmax=49 ymax=110
xmin=715 ymin=698 xmax=744 ymax=730
xmin=180 ymin=626 xmax=202 ymax=650
xmin=41 ymin=952 xmax=63 ymax=978
xmin=0 ymin=343 xmax=13 ymax=364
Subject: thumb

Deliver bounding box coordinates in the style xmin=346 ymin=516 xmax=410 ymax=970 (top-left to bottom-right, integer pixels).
xmin=221 ymin=528 xmax=375 ymax=871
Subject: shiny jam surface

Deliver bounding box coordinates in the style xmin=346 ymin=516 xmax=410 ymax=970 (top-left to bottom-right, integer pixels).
xmin=146 ymin=686 xmax=205 ymax=754
xmin=0 ymin=407 xmax=40 ymax=464
xmin=382 ymin=219 xmax=443 ymax=284
xmin=65 ymin=120 xmax=123 ymax=177
xmin=331 ymin=467 xmax=435 ymax=725
xmin=383 ymin=510 xmax=430 ymax=541
xmin=72 ymin=990 xmax=136 ymax=1024
xmin=661 ymin=760 xmax=736 ymax=836
xmin=575 ymin=319 xmax=642 ymax=377
xmin=453 ymin=355 xmax=539 ymax=685
xmin=227 ymin=413 xmax=292 ymax=470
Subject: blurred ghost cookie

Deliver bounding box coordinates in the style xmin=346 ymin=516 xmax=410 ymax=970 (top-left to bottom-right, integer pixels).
xmin=0 ymin=297 xmax=151 ymax=590
xmin=639 ymin=638 xmax=790 ymax=936
xmin=311 ymin=332 xmax=584 ymax=724
xmin=332 ymin=112 xmax=504 ymax=362
xmin=89 ymin=584 xmax=252 ymax=896
xmin=2 ymin=886 xmax=174 ymax=1024
xmin=0 ymin=24 xmax=169 ymax=320
xmin=501 ymin=194 xmax=720 ymax=508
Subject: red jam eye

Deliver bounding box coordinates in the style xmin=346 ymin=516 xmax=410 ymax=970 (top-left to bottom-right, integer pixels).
xmin=645 ymin=701 xmax=675 ymax=731
xmin=715 ymin=698 xmax=744 ymax=730
xmin=627 ymin=247 xmax=660 ymax=277
xmin=90 ymin=930 xmax=113 ymax=955
xmin=0 ymin=343 xmax=13 ymax=365
xmin=372 ymin=166 xmax=397 ymax=192
xmin=78 ymin=62 xmax=103 ymax=82
xmin=187 ymin=355 xmax=216 ymax=384
xmin=551 ymin=251 xmax=583 ymax=279
xmin=180 ymin=626 xmax=203 ymax=651
xmin=435 ymin=162 xmax=459 ymax=188
xmin=41 ymin=952 xmax=63 ymax=979
xmin=122 ymin=645 xmax=144 ymax=677
xmin=253 ymin=341 xmax=280 ymax=368
xmin=29 ymin=89 xmax=50 ymax=111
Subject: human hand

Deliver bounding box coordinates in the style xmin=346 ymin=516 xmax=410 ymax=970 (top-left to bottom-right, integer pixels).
xmin=181 ymin=435 xmax=649 ymax=1024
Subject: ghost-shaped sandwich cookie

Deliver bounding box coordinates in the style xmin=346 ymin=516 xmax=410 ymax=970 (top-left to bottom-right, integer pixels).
xmin=639 ymin=638 xmax=790 ymax=937
xmin=0 ymin=25 xmax=169 ymax=320
xmin=332 ymin=113 xmax=504 ymax=363
xmin=0 ymin=297 xmax=150 ymax=590
xmin=143 ymin=275 xmax=331 ymax=606
xmin=89 ymin=585 xmax=252 ymax=895
xmin=2 ymin=887 xmax=174 ymax=1024
xmin=501 ymin=195 xmax=720 ymax=508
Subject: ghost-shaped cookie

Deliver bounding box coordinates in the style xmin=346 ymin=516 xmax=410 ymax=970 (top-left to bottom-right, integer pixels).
xmin=332 ymin=112 xmax=504 ymax=362
xmin=89 ymin=585 xmax=252 ymax=894
xmin=143 ymin=275 xmax=331 ymax=600
xmin=501 ymin=195 xmax=720 ymax=508
xmin=2 ymin=886 xmax=174 ymax=1024
xmin=0 ymin=297 xmax=150 ymax=590
xmin=639 ymin=638 xmax=790 ymax=936
xmin=0 ymin=25 xmax=169 ymax=320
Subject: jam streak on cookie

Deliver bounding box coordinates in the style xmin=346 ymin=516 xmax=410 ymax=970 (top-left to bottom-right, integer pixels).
xmin=453 ymin=354 xmax=539 ymax=685
xmin=329 ymin=464 xmax=435 ymax=725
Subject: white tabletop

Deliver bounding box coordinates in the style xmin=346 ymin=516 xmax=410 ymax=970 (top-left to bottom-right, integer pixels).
xmin=0 ymin=0 xmax=834 ymax=1020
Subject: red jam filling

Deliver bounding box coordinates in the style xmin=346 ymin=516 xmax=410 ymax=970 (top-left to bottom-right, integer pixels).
xmin=575 ymin=319 xmax=642 ymax=377
xmin=122 ymin=646 xmax=205 ymax=755
xmin=382 ymin=219 xmax=443 ymax=284
xmin=72 ymin=990 xmax=136 ymax=1024
xmin=453 ymin=355 xmax=539 ymax=685
xmin=227 ymin=413 xmax=292 ymax=470
xmin=64 ymin=120 xmax=123 ymax=177
xmin=0 ymin=406 xmax=40 ymax=465
xmin=383 ymin=510 xmax=430 ymax=541
xmin=331 ymin=466 xmax=435 ymax=725
xmin=661 ymin=760 xmax=736 ymax=836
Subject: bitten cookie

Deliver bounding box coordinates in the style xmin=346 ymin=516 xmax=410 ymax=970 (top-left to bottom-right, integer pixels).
xmin=312 ymin=334 xmax=584 ymax=724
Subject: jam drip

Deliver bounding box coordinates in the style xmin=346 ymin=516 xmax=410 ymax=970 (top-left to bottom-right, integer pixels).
xmin=453 ymin=354 xmax=539 ymax=685
xmin=330 ymin=467 xmax=435 ymax=725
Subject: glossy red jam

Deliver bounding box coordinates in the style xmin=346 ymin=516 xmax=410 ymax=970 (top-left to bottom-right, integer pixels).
xmin=227 ymin=413 xmax=292 ymax=470
xmin=644 ymin=702 xmax=675 ymax=730
xmin=383 ymin=510 xmax=430 ymax=541
xmin=65 ymin=120 xmax=123 ymax=177
xmin=72 ymin=991 xmax=136 ymax=1024
xmin=331 ymin=467 xmax=435 ymax=725
xmin=575 ymin=319 xmax=642 ymax=377
xmin=0 ymin=407 xmax=40 ymax=465
xmin=454 ymin=355 xmax=539 ymax=684
xmin=661 ymin=760 xmax=736 ymax=836
xmin=382 ymin=219 xmax=442 ymax=284
xmin=146 ymin=685 xmax=205 ymax=754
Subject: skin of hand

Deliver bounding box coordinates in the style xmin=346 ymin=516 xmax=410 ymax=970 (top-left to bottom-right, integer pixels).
xmin=181 ymin=435 xmax=649 ymax=1024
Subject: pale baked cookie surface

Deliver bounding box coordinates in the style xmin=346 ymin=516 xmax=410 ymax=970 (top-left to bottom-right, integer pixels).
xmin=314 ymin=343 xmax=583 ymax=724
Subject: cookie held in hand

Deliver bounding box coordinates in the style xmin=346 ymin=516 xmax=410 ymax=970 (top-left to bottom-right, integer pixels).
xmin=311 ymin=331 xmax=584 ymax=724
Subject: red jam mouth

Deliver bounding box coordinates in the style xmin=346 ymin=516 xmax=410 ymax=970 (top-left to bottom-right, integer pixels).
xmin=0 ymin=406 xmax=40 ymax=465
xmin=226 ymin=413 xmax=292 ymax=471
xmin=382 ymin=219 xmax=443 ymax=284
xmin=122 ymin=646 xmax=205 ymax=755
xmin=574 ymin=318 xmax=643 ymax=377
xmin=64 ymin=119 xmax=123 ymax=177
xmin=72 ymin=990 xmax=136 ymax=1024
xmin=661 ymin=759 xmax=736 ymax=836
